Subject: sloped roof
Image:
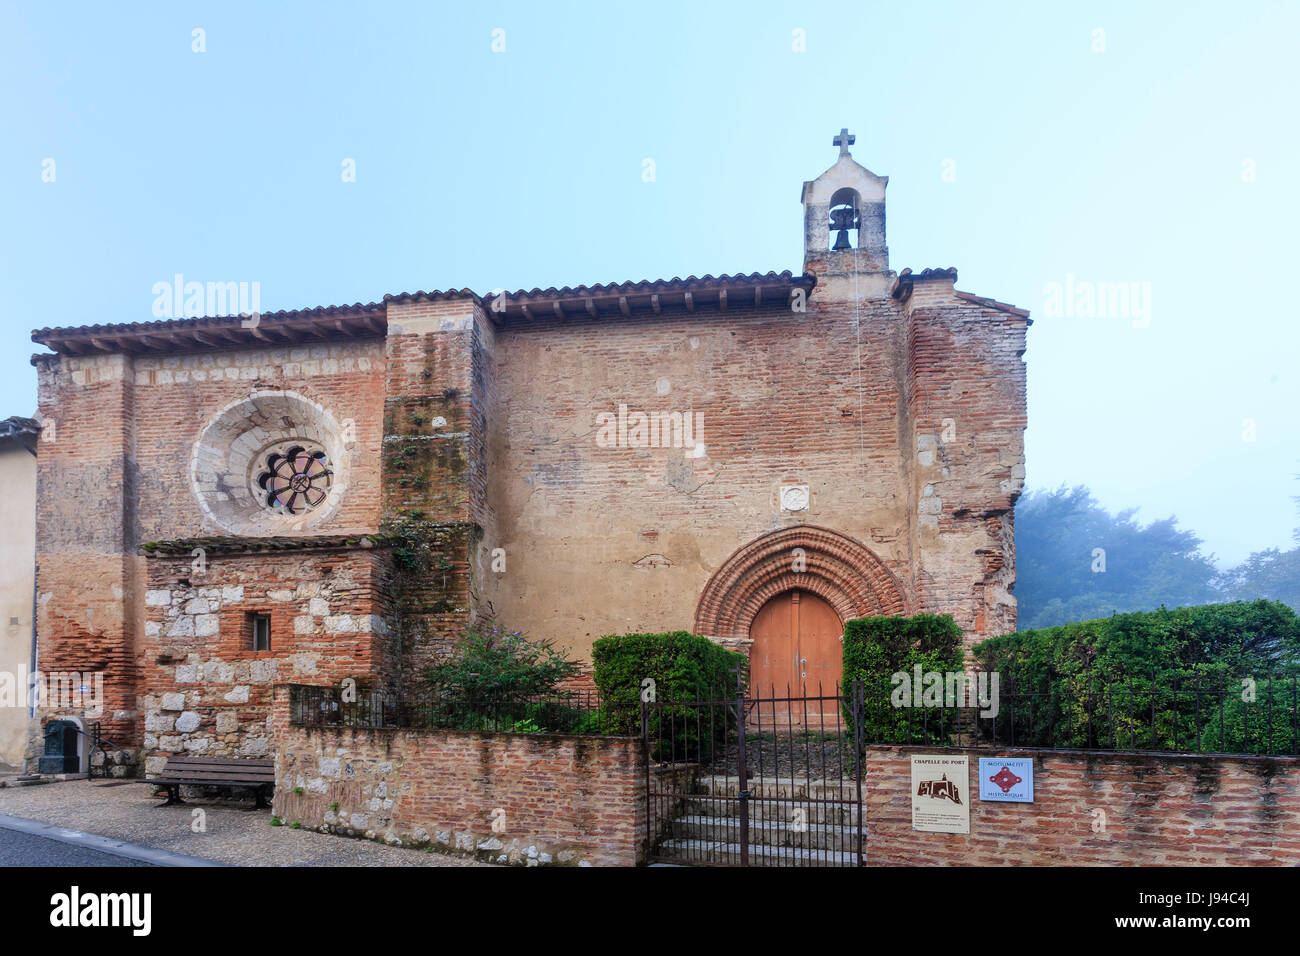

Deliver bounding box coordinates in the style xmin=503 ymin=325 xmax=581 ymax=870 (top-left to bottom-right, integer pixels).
xmin=0 ymin=416 xmax=40 ymax=453
xmin=892 ymin=267 xmax=1031 ymax=321
xmin=486 ymin=271 xmax=816 ymax=322
xmin=29 ymin=273 xmax=815 ymax=356
xmin=32 ymin=302 xmax=388 ymax=358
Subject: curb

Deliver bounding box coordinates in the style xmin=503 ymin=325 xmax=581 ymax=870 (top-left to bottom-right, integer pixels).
xmin=0 ymin=813 xmax=228 ymax=867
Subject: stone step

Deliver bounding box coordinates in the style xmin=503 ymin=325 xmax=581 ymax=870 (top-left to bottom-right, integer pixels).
xmin=653 ymin=838 xmax=863 ymax=867
xmin=682 ymin=795 xmax=861 ymax=826
xmin=694 ymin=775 xmax=860 ymax=801
xmin=670 ymin=814 xmax=863 ymax=851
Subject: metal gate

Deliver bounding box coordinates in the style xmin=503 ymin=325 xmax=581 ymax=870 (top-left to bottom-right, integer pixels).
xmin=641 ymin=679 xmax=865 ymax=866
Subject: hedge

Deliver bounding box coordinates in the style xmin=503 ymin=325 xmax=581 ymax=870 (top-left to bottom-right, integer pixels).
xmin=973 ymin=600 xmax=1300 ymax=752
xmin=841 ymin=614 xmax=965 ymax=744
xmin=975 ymin=600 xmax=1300 ymax=681
xmin=591 ymin=631 xmax=745 ymax=745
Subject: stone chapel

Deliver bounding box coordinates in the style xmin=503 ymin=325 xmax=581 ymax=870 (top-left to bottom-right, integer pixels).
xmin=30 ymin=133 xmax=1029 ymax=774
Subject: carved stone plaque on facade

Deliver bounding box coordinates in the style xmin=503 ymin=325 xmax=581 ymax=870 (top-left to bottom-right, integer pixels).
xmin=780 ymin=484 xmax=810 ymax=512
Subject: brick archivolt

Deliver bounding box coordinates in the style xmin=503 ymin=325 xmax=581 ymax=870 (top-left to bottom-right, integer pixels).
xmin=694 ymin=525 xmax=908 ymax=642
xmin=191 ymin=390 xmax=351 ymax=536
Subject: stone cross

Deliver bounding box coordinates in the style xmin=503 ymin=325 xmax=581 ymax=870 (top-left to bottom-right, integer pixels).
xmin=833 ymin=128 xmax=855 ymax=156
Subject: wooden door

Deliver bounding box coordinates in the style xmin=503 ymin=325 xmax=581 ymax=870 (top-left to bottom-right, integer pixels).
xmin=748 ymin=590 xmax=843 ymax=725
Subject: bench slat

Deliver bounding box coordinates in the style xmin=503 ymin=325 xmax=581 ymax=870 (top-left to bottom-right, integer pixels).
xmin=146 ymin=756 xmax=276 ymax=787
xmin=155 ymin=766 xmax=274 ymax=775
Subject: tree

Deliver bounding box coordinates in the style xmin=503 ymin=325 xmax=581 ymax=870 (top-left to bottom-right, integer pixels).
xmin=1015 ymin=485 xmax=1220 ymax=629
xmin=1216 ymin=470 xmax=1300 ymax=611
xmin=1219 ymin=548 xmax=1300 ymax=610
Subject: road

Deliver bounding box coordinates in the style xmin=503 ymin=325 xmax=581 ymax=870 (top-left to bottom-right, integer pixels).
xmin=0 ymin=825 xmax=156 ymax=866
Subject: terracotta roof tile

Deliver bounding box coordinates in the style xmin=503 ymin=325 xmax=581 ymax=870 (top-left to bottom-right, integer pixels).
xmin=0 ymin=416 xmax=40 ymax=440
xmin=31 ymin=301 xmax=384 ymax=343
xmin=891 ymin=268 xmax=1030 ymax=322
xmin=954 ymin=290 xmax=1031 ymax=320
xmin=31 ymin=271 xmax=820 ymax=354
xmin=494 ymin=270 xmax=809 ymax=300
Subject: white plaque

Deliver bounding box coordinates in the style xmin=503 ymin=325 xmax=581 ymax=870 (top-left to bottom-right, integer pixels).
xmin=910 ymin=754 xmax=970 ymax=833
xmin=780 ymin=484 xmax=810 ymax=512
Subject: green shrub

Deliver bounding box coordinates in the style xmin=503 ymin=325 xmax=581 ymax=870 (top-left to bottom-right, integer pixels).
xmin=592 ymin=631 xmax=744 ymax=752
xmin=1198 ymin=678 xmax=1300 ymax=754
xmin=425 ymin=625 xmax=581 ymax=708
xmin=516 ymin=699 xmax=600 ymax=735
xmin=841 ymin=614 xmax=965 ymax=744
xmin=974 ymin=600 xmax=1300 ymax=751
xmin=568 ymin=710 xmax=605 ymax=735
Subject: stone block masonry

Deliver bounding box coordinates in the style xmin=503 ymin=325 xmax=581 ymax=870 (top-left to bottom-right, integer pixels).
xmin=138 ymin=544 xmax=397 ymax=775
xmin=864 ymin=746 xmax=1300 ymax=865
xmin=270 ymin=685 xmax=645 ymax=866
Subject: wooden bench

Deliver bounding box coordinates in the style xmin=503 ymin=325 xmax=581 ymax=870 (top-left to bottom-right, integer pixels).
xmin=143 ymin=756 xmax=275 ymax=809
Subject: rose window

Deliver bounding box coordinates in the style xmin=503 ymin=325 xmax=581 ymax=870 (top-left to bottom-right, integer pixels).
xmin=192 ymin=391 xmax=349 ymax=535
xmin=255 ymin=444 xmax=333 ymax=515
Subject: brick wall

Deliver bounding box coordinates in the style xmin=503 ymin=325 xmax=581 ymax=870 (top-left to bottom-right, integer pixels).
xmin=484 ymin=302 xmax=911 ymax=661
xmin=131 ymin=340 xmax=386 ymax=541
xmin=865 ymin=746 xmax=1300 ymax=866
xmin=382 ymin=296 xmax=495 ymax=690
xmin=484 ymin=281 xmax=1027 ymax=659
xmin=903 ymin=277 xmax=1028 ymax=640
xmin=32 ymin=341 xmax=389 ymax=770
xmin=138 ymin=547 xmax=395 ymax=775
xmin=34 ymin=354 xmax=143 ymax=768
xmin=270 ymin=685 xmax=645 ymax=866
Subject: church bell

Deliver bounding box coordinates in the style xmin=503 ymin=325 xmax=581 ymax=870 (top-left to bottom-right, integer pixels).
xmin=830 ymin=205 xmax=858 ymax=251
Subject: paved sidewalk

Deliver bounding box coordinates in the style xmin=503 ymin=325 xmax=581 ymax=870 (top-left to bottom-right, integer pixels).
xmin=0 ymin=779 xmax=485 ymax=867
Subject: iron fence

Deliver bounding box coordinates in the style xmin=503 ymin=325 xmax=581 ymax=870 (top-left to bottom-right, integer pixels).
xmin=287 ymin=667 xmax=1300 ymax=756
xmin=851 ymin=669 xmax=1300 ymax=756
xmin=288 ymin=683 xmax=622 ymax=735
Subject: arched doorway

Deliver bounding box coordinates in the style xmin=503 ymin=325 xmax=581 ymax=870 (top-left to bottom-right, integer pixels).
xmin=748 ymin=589 xmax=843 ymax=725
xmin=694 ymin=525 xmax=908 ymax=644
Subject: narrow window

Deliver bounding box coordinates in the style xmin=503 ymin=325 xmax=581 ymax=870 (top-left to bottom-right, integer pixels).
xmin=248 ymin=612 xmax=271 ymax=652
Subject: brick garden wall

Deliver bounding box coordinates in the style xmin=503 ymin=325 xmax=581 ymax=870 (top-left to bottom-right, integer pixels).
xmin=270 ymin=684 xmax=645 ymax=866
xmin=865 ymin=746 xmax=1300 ymax=866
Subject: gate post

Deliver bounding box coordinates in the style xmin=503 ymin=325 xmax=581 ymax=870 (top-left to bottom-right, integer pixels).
xmin=854 ymin=677 xmax=865 ymax=866
xmin=735 ymin=664 xmax=749 ymax=866
xmin=641 ymin=695 xmax=652 ymax=862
